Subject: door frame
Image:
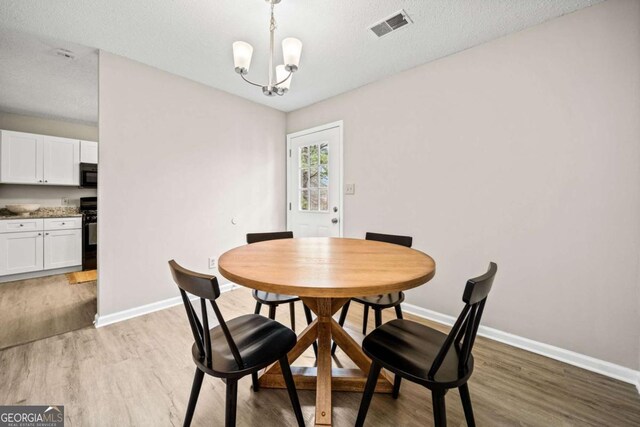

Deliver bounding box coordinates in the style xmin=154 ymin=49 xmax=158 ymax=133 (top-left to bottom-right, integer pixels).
xmin=286 ymin=120 xmax=344 ymax=237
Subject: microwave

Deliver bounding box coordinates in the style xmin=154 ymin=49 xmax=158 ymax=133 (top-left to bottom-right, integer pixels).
xmin=79 ymin=163 xmax=98 ymax=188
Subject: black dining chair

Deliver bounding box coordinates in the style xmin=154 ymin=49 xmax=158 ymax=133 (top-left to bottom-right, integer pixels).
xmin=331 ymin=232 xmax=413 ymax=356
xmin=168 ymin=260 xmax=305 ymax=427
xmin=247 ymin=232 xmax=315 ymax=331
xmin=355 ymin=262 xmax=497 ymax=427
xmin=247 ymin=231 xmax=317 ymax=362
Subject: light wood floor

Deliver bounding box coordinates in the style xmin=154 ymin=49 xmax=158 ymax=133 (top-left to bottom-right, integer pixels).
xmin=0 ymin=274 xmax=96 ymax=349
xmin=0 ymin=286 xmax=638 ymax=426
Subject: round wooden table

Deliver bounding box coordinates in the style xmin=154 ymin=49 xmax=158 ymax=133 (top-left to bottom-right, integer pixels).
xmin=218 ymin=237 xmax=436 ymax=426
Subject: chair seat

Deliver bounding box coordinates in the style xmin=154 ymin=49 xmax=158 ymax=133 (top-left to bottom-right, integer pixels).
xmin=362 ymin=319 xmax=473 ymax=389
xmin=353 ymin=291 xmax=404 ymax=308
xmin=192 ymin=314 xmax=297 ymax=377
xmin=252 ymin=290 xmax=300 ymax=305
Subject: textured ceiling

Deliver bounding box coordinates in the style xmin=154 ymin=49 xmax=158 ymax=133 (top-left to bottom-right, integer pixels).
xmin=0 ymin=29 xmax=98 ymax=124
xmin=0 ymin=0 xmax=602 ymax=119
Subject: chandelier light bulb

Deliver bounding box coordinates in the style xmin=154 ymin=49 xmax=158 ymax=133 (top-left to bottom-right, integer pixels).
xmin=232 ymin=41 xmax=253 ymax=74
xmin=282 ymin=38 xmax=302 ymax=71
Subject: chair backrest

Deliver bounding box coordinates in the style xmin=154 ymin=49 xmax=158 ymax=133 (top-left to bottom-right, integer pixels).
xmin=428 ymin=262 xmax=497 ymax=380
xmin=168 ymin=260 xmax=244 ymax=370
xmin=246 ymin=231 xmax=293 ymax=244
xmin=365 ymin=232 xmax=413 ymax=248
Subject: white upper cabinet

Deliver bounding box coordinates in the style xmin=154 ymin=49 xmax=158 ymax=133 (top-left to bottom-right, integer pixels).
xmin=0 ymin=130 xmax=82 ymax=186
xmin=80 ymin=140 xmax=98 ymax=164
xmin=43 ymin=136 xmax=80 ymax=185
xmin=0 ymin=130 xmax=44 ymax=184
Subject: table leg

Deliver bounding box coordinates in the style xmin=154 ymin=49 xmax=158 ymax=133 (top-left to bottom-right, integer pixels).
xmin=259 ymin=296 xmax=394 ymax=426
xmin=315 ymin=298 xmax=332 ymax=426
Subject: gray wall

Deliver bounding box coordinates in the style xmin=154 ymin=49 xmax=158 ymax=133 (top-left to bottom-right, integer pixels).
xmin=0 ymin=112 xmax=98 ymax=207
xmin=98 ymin=52 xmax=287 ymax=318
xmin=287 ymin=0 xmax=640 ymax=369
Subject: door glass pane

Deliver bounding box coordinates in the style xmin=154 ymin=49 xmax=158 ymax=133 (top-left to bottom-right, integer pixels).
xmin=309 ymin=189 xmax=319 ymax=211
xmin=319 ymin=189 xmax=328 ymax=211
xmin=319 ymin=165 xmax=328 ymax=188
xmin=310 ymin=167 xmax=318 ymax=187
xmin=310 ymin=145 xmax=319 ymax=166
xmin=320 ymin=143 xmax=328 ymax=164
xmin=299 ymin=190 xmax=309 ymax=210
xmin=300 ymin=146 xmax=309 ymax=168
xmin=300 ymin=169 xmax=309 ymax=188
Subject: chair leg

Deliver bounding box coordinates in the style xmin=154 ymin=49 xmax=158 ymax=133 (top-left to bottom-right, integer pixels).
xmin=289 ymin=301 xmax=296 ymax=332
xmin=251 ymin=373 xmax=260 ymax=392
xmin=331 ymin=300 xmax=350 ymax=355
xmin=303 ymin=304 xmax=318 ymax=357
xmin=395 ymin=304 xmax=403 ymax=319
xmin=183 ymin=368 xmax=204 ymax=427
xmin=374 ymin=308 xmax=382 ymax=328
xmin=432 ymin=390 xmax=447 ymax=427
xmin=362 ymin=306 xmax=369 ymax=335
xmin=392 ymin=374 xmax=402 ymax=399
xmin=459 ymin=383 xmax=476 ymax=427
xmin=268 ymin=304 xmax=276 ymax=320
xmin=355 ymin=361 xmax=382 ymax=427
xmin=254 ymin=301 xmax=262 ymax=315
xmin=225 ymin=379 xmax=238 ymax=427
xmin=303 ymin=303 xmax=313 ymax=324
xmin=280 ymin=357 xmax=305 ymax=427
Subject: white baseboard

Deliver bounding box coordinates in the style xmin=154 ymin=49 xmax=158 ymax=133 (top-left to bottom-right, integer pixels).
xmin=94 ymin=282 xmax=238 ymax=328
xmin=0 ymin=265 xmax=82 ymax=284
xmin=402 ymin=303 xmax=640 ymax=394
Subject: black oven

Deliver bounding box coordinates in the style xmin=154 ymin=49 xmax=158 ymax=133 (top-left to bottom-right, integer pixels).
xmin=79 ymin=163 xmax=98 ymax=188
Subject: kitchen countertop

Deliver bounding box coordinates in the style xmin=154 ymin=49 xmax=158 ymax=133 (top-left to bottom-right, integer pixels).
xmin=0 ymin=207 xmax=82 ymax=219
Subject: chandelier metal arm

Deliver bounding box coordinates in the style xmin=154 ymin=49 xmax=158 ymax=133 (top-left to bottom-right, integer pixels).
xmin=238 ymin=70 xmax=292 ymax=89
xmin=240 ymin=73 xmax=265 ymax=88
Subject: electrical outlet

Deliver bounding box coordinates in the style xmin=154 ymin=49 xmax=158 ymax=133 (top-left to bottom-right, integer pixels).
xmin=345 ymin=183 xmax=356 ymax=195
xmin=208 ymin=257 xmax=216 ymax=269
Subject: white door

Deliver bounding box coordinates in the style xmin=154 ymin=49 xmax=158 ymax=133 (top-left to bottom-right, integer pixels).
xmin=0 ymin=231 xmax=44 ymax=276
xmin=0 ymin=130 xmax=44 ymax=184
xmin=43 ymin=136 xmax=80 ymax=185
xmin=287 ymin=122 xmax=343 ymax=237
xmin=44 ymin=229 xmax=82 ymax=270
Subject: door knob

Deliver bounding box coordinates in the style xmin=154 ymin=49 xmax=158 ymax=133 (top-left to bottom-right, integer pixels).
xmin=331 ymin=218 xmax=338 ymax=224
xmin=333 ymin=206 xmax=338 ymax=213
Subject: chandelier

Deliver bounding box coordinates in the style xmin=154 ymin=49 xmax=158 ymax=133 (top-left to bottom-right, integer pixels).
xmin=232 ymin=0 xmax=302 ymax=96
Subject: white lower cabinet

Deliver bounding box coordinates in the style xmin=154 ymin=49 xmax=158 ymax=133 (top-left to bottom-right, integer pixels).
xmin=44 ymin=229 xmax=82 ymax=270
xmin=0 ymin=231 xmax=44 ymax=276
xmin=0 ymin=217 xmax=82 ymax=278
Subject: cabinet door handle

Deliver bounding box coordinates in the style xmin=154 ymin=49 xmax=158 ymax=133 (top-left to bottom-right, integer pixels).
xmin=44 ymin=180 xmax=48 ymax=183
xmin=45 ymin=233 xmax=49 ymax=236
xmin=19 ymin=224 xmax=24 ymax=227
xmin=38 ymin=233 xmax=42 ymax=236
xmin=61 ymin=222 xmax=65 ymax=225
xmin=38 ymin=180 xmax=43 ymax=183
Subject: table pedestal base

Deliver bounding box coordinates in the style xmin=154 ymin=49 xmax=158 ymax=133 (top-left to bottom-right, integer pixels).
xmin=258 ymin=297 xmax=394 ymax=426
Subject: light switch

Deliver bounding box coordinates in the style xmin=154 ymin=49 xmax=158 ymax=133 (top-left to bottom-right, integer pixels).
xmin=345 ymin=183 xmax=356 ymax=195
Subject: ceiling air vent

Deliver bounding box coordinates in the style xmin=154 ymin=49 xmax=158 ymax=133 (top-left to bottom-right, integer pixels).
xmin=369 ymin=10 xmax=412 ymax=38
xmin=54 ymin=48 xmax=76 ymax=60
